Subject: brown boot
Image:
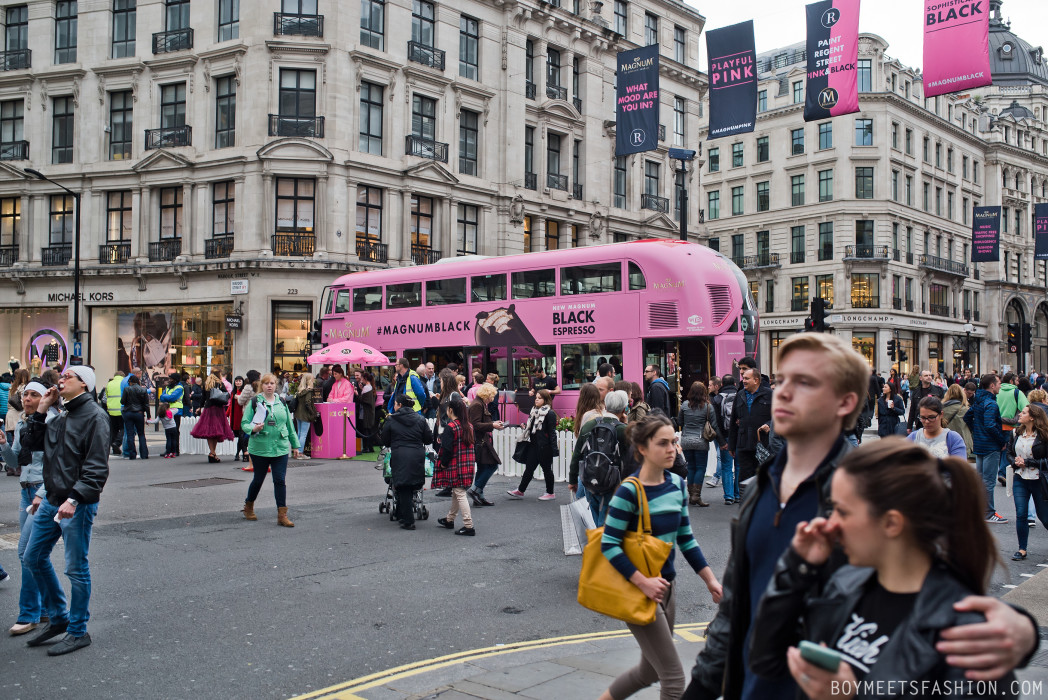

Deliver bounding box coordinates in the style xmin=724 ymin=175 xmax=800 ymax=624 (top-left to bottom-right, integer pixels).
xmin=689 ymin=484 xmax=709 ymax=507
xmin=242 ymin=501 xmax=257 ymax=521
xmin=277 ymin=506 xmax=295 ymax=527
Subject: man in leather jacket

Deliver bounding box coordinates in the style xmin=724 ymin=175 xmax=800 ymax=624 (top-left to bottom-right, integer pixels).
xmin=683 ymin=335 xmax=1039 ymax=700
xmin=20 ymin=365 xmax=110 ymax=656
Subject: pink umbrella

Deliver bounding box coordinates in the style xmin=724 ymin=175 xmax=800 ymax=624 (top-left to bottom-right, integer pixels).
xmin=306 ymin=340 xmax=394 ymax=366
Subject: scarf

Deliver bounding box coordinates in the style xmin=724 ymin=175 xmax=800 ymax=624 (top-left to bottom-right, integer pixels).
xmin=523 ymin=403 xmax=551 ymax=439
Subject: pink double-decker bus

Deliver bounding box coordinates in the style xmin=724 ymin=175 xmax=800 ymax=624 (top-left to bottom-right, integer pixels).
xmin=316 ymin=239 xmax=757 ymax=421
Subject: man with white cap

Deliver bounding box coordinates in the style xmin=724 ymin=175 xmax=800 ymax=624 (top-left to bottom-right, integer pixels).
xmin=20 ymin=365 xmax=110 ymax=656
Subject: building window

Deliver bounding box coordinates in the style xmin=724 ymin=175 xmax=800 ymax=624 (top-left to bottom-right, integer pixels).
xmin=545 ymin=220 xmax=560 ymax=251
xmin=793 ymin=80 xmax=803 ymax=104
xmin=732 ymin=142 xmax=743 ymax=167
xmin=547 ymin=47 xmax=561 ymax=88
xmin=819 ymin=169 xmax=833 ymax=202
xmin=272 ymin=301 xmax=313 ymax=372
xmin=765 ymin=279 xmax=775 ymax=313
xmin=963 ymin=155 xmax=969 ymax=179
xmin=791 ymin=225 xmax=805 ymax=264
xmin=962 ymin=197 xmax=969 ymax=225
xmin=212 ymin=181 xmax=234 ymax=237
xmin=891 ymin=122 xmax=898 ymax=149
xmin=791 ymin=128 xmax=804 ymax=155
xmin=412 ymin=0 xmax=435 ymax=49
xmin=752 ymin=136 xmax=768 ymax=163
xmin=818 ymin=222 xmax=833 ymax=261
xmin=905 ymin=128 xmax=913 ymax=154
xmin=613 ymin=155 xmax=626 ymax=208
xmin=572 ymin=56 xmax=581 ymax=104
xmin=215 ymin=76 xmax=236 ymax=149
xmin=0 ymin=100 xmax=23 ymax=157
xmin=410 ymin=194 xmax=433 ymax=249
xmin=855 ymin=118 xmax=873 ymax=146
xmin=674 ymin=26 xmax=685 ymax=64
xmin=159 ymin=187 xmax=183 ymax=239
xmin=411 ymin=96 xmax=437 ymax=147
xmin=6 ymin=6 xmax=27 ymax=53
xmin=458 ymin=204 xmax=478 ymax=254
xmin=973 ymin=160 xmax=979 ymax=184
xmin=165 ymin=0 xmax=189 ymax=30
xmin=708 ymin=147 xmax=719 ymax=172
xmin=673 ymin=97 xmax=685 ymax=147
xmin=674 ymin=169 xmax=684 ymax=220
xmin=360 ymin=0 xmax=384 ymax=50
xmin=947 ymin=191 xmax=954 ymax=219
xmin=276 ymin=178 xmax=316 ymax=233
xmin=573 ymin=138 xmax=582 ymax=193
xmin=644 ymin=13 xmax=657 ymax=46
xmin=855 ymin=219 xmax=874 ymax=248
xmin=857 ymin=59 xmax=872 ymax=92
xmin=708 ymin=238 xmax=720 ymax=253
xmin=55 ymin=1 xmax=77 ymax=64
xmin=792 ymin=277 xmax=809 ymax=310
xmin=922 ymin=182 xmax=931 ymax=212
xmin=218 ymin=0 xmax=239 ymax=41
xmin=106 ymin=191 xmax=132 ymax=242
xmin=818 ymin=122 xmax=832 ymax=150
xmin=855 ymin=167 xmax=874 ymax=199
xmin=851 ymin=272 xmax=879 ymax=308
xmin=160 ymin=83 xmax=186 ymax=128
xmin=891 ymin=170 xmax=899 ymax=202
xmin=731 ymin=186 xmax=744 ymax=216
xmin=0 ymin=197 xmax=20 ymax=248
xmin=947 ymin=148 xmax=954 ymax=173
xmin=549 ymin=133 xmax=564 ymax=182
xmin=459 ymin=15 xmax=479 ymax=80
xmin=816 ymin=274 xmax=833 ymax=305
xmin=109 ymin=91 xmax=133 ymax=160
xmin=905 ymin=175 xmax=913 ymax=206
xmin=923 ymin=136 xmax=930 ymax=162
xmin=279 ymin=69 xmax=316 ymax=123
xmin=459 ymin=109 xmax=478 ymax=175
xmin=756 ymin=230 xmax=770 ymax=259
xmin=614 ymin=0 xmax=627 ymax=36
xmin=644 ymin=160 xmax=660 ymax=197
xmin=359 ymin=82 xmax=383 ymax=155
xmin=757 ymin=181 xmax=770 ymax=212
xmin=935 ymin=143 xmax=942 ymax=168
xmin=355 ymin=185 xmax=381 ymax=243
xmin=791 ymin=175 xmax=805 ymax=206
xmin=731 ymin=234 xmax=744 ymax=261
xmin=707 ymin=191 xmax=720 ymax=220
xmin=757 ymin=89 xmax=767 ymax=112
xmin=52 ymin=97 xmax=74 ymax=164
xmin=49 ymin=194 xmax=74 ymax=246
xmin=112 ymin=0 xmax=136 ymax=57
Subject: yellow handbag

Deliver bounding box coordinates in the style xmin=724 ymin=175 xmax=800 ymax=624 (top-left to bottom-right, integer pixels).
xmin=577 ymin=477 xmax=674 ymax=626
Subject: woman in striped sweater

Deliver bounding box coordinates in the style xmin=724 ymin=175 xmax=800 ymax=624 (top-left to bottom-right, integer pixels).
xmin=598 ymin=413 xmax=723 ymax=700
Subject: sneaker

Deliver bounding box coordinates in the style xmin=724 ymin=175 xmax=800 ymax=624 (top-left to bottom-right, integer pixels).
xmin=986 ymin=513 xmax=1009 ymax=524
xmin=506 ymin=489 xmax=524 ymax=499
xmin=538 ymin=493 xmax=556 ymax=501
xmin=998 ymin=476 xmax=1007 ymax=486
xmin=1029 ymin=519 xmax=1037 ymax=528
xmin=0 ymin=572 xmax=8 ymax=584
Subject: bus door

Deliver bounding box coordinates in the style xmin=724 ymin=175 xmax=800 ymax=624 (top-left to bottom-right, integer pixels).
xmin=677 ymin=337 xmax=713 ymax=396
xmin=644 ymin=339 xmax=682 ymax=416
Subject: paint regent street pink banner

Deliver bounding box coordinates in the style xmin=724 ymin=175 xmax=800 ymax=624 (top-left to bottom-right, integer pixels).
xmin=804 ymin=0 xmax=861 ymax=122
xmin=923 ymin=1 xmax=991 ymax=97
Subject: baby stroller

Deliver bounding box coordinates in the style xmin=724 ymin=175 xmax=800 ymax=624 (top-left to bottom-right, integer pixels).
xmin=376 ymin=447 xmax=433 ymax=522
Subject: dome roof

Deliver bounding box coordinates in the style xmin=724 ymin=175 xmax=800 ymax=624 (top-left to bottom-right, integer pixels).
xmin=1000 ymin=100 xmax=1036 ymax=120
xmin=988 ymin=1 xmax=1048 ymax=86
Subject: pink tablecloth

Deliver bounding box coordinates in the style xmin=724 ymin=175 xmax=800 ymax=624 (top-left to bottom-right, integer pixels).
xmin=311 ymin=402 xmax=356 ymax=459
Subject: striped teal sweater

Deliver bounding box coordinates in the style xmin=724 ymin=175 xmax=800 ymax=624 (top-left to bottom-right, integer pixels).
xmin=601 ymin=472 xmax=709 ymax=581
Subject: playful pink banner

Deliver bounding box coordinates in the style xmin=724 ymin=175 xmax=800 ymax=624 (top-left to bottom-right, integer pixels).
xmin=923 ymin=0 xmax=992 ymax=97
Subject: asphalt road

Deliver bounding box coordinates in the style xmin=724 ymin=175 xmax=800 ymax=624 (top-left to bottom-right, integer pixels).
xmin=0 ymin=437 xmax=1043 ymax=700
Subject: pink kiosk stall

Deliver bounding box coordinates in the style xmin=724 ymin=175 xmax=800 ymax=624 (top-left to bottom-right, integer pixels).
xmin=306 ymin=341 xmax=393 ymax=459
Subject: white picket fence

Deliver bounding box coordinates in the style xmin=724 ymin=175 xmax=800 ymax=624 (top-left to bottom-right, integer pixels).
xmin=177 ymin=417 xmax=238 ymax=456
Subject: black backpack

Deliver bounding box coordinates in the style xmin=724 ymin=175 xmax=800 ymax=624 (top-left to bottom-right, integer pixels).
xmin=579 ymin=418 xmax=624 ymax=495
xmin=720 ymin=391 xmax=737 ymax=434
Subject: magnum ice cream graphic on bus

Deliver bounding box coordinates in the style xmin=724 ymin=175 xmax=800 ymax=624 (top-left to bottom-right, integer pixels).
xmin=475 ymin=305 xmax=540 ymax=347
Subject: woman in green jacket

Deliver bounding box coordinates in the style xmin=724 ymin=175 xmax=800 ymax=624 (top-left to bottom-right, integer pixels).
xmin=242 ymin=373 xmax=302 ymax=527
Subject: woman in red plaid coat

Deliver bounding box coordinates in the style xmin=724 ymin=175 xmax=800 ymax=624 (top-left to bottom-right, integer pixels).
xmin=435 ymin=395 xmax=477 ymax=536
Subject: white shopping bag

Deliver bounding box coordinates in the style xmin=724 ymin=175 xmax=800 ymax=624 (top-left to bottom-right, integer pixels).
xmin=561 ymin=493 xmax=597 ymax=556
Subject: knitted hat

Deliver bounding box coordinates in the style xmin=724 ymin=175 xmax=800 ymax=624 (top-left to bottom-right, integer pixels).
xmin=67 ymin=365 xmax=96 ymax=392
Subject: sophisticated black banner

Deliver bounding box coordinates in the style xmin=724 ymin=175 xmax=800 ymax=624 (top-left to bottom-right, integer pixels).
xmin=971 ymin=206 xmax=1001 ymax=263
xmin=616 ymin=44 xmax=660 ymax=156
xmin=706 ymin=21 xmax=757 ymax=140
xmin=1035 ymin=203 xmax=1048 ymax=261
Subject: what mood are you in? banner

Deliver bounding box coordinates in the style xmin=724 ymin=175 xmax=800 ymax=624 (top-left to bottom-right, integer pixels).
xmin=804 ymin=0 xmax=860 ymax=122
xmin=971 ymin=206 xmax=1001 ymax=263
xmin=923 ymin=0 xmax=992 ymax=98
xmin=706 ymin=20 xmax=757 ymax=140
xmin=615 ymin=44 xmax=660 ymax=156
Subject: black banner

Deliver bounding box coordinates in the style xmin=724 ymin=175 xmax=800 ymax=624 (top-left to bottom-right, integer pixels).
xmin=804 ymin=0 xmax=861 ymax=122
xmin=616 ymin=45 xmax=660 ymax=156
xmin=1036 ymin=204 xmax=1048 ymax=261
xmin=971 ymin=206 xmax=1001 ymax=263
xmin=706 ymin=21 xmax=757 ymax=140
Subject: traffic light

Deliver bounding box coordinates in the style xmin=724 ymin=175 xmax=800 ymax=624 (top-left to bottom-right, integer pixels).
xmin=1007 ymin=323 xmax=1020 ymax=354
xmin=899 ymin=350 xmax=908 ymax=363
xmin=804 ymin=316 xmax=815 ymax=332
xmin=811 ymin=298 xmax=828 ymax=332
xmin=308 ymin=319 xmax=323 ymax=346
xmin=886 ymin=338 xmax=896 ymax=361
xmin=1022 ymin=323 xmax=1033 ymax=354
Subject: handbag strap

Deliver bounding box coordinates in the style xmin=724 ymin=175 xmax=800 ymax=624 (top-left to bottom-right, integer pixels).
xmin=623 ymin=476 xmax=653 ymax=535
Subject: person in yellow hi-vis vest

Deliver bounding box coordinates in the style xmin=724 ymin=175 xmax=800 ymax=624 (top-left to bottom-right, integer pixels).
xmin=101 ymin=371 xmax=125 ymax=456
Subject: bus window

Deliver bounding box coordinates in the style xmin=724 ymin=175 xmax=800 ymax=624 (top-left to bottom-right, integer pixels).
xmin=320 ymin=286 xmax=334 ymax=315
xmin=512 ymin=344 xmax=556 ymax=389
xmin=472 ymin=274 xmax=506 ymax=302
xmin=560 ymin=342 xmax=623 ymax=388
xmin=426 ymin=278 xmax=467 ymax=306
xmin=334 ymin=289 xmax=350 ymax=313
xmin=561 ymin=263 xmax=622 ymax=295
xmin=353 ymin=286 xmax=383 ymax=311
xmin=511 ymin=269 xmax=555 ymax=299
xmin=387 ymin=282 xmax=421 ymax=309
xmin=628 ymin=262 xmax=646 ymax=290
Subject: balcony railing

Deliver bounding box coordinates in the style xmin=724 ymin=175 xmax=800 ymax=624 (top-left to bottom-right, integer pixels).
xmin=573 ymin=97 xmax=582 ymax=113
xmin=659 ymin=125 xmax=666 ymax=141
xmin=791 ymin=251 xmax=805 ymax=264
xmin=765 ymin=299 xmax=775 ymax=314
xmin=99 ymin=242 xmax=131 ymax=265
xmin=145 ymin=125 xmax=192 ymax=150
xmin=893 ymin=297 xmax=902 ymax=310
xmin=272 ymin=233 xmax=315 ymax=257
xmin=929 ymin=303 xmax=950 ymax=317
xmin=148 ymin=238 xmax=182 ymax=262
xmin=548 ymin=173 xmax=568 ymax=191
xmin=974 ymin=309 xmax=981 ymax=322
xmin=41 ymin=244 xmax=72 ymax=267
xmin=274 ymin=12 xmax=324 ymax=37
xmin=0 ymin=140 xmax=29 ymax=160
xmin=205 ymin=237 xmax=234 ymax=259
xmin=742 ymin=253 xmax=781 ymax=269
xmin=152 ymin=28 xmax=194 ymax=54
xmin=905 ymin=300 xmax=914 ymax=312
xmin=791 ymin=299 xmax=807 ymax=312
xmin=851 ymin=294 xmax=879 ymax=309
xmin=407 ymin=41 xmax=445 ymax=71
xmin=974 ymin=267 xmax=980 ymax=280
xmin=524 ymin=172 xmax=537 ymax=190
xmin=268 ymin=115 xmax=325 ymax=138
xmin=0 ymin=245 xmax=17 ymax=266
xmin=572 ymin=183 xmax=583 ymax=199
xmin=0 ymin=49 xmax=30 ymax=71
xmin=526 ymin=81 xmax=537 ymax=100
xmin=356 ymin=238 xmax=388 ymax=264
xmin=641 ymin=194 xmax=669 ymax=213
xmin=546 ymin=84 xmax=567 ymax=100
xmin=405 ymin=135 xmax=448 ymax=163
xmin=411 ymin=244 xmax=441 ymax=265
xmin=919 ymin=254 xmax=969 ymax=277
xmin=844 ymin=244 xmax=890 ymax=260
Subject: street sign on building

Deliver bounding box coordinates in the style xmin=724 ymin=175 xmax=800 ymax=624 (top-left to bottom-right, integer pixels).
xmin=231 ymin=280 xmax=249 ymax=295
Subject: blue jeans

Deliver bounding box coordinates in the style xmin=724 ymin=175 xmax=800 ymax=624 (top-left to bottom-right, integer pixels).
xmin=471 ymin=463 xmax=498 ymax=496
xmin=845 ymin=433 xmax=859 ymax=447
xmin=122 ymin=411 xmax=147 ymax=459
xmin=1013 ymin=477 xmax=1048 ymax=551
xmin=717 ymin=446 xmax=737 ymax=500
xmin=582 ymin=487 xmax=612 ymax=528
xmin=246 ymin=453 xmax=290 ymax=508
xmin=23 ymin=499 xmax=98 ymax=637
xmin=683 ymin=449 xmax=709 ymax=487
xmin=976 ymin=451 xmax=1002 ymax=517
xmin=17 ymin=485 xmax=43 ymax=623
xmin=296 ymin=420 xmax=311 ymax=450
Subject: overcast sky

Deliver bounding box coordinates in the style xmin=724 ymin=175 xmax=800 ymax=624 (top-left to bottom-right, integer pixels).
xmin=689 ymin=0 xmax=1048 ymax=71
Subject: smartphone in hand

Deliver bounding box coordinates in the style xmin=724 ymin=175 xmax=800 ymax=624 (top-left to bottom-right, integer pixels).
xmin=798 ymin=640 xmax=843 ymax=672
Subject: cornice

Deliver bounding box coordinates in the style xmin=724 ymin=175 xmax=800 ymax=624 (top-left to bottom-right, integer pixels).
xmin=266 ymin=40 xmax=331 ymax=56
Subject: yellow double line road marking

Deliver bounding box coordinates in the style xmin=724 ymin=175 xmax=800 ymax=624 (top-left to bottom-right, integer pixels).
xmin=292 ymin=622 xmax=709 ymax=700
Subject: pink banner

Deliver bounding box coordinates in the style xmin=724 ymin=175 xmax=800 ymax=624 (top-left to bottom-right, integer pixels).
xmin=923 ymin=1 xmax=991 ymax=97
xmin=804 ymin=0 xmax=861 ymax=121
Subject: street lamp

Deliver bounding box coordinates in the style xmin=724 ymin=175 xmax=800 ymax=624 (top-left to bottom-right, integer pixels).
xmin=24 ymin=168 xmax=82 ymax=361
xmin=669 ymin=148 xmax=696 ymax=242
xmin=963 ymin=321 xmax=974 ymax=373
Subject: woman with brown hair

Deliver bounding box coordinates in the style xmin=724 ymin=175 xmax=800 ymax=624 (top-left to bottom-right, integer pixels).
xmin=750 ymin=439 xmax=1012 ymax=699
xmin=357 ymin=371 xmax=378 ymax=453
xmin=677 ymin=381 xmax=714 ymax=507
xmin=943 ymin=383 xmax=974 ymax=459
xmin=1007 ymin=404 xmax=1048 ymax=561
xmin=190 ymin=370 xmax=235 ymax=463
xmin=626 ymin=382 xmax=650 ymax=423
xmin=507 ymin=389 xmax=559 ymax=501
xmin=466 ymin=383 xmax=505 ymax=507
xmin=435 ymin=395 xmax=477 ymax=535
xmin=573 ymin=382 xmax=604 ymax=436
xmin=6 ymin=367 xmax=29 ymax=437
